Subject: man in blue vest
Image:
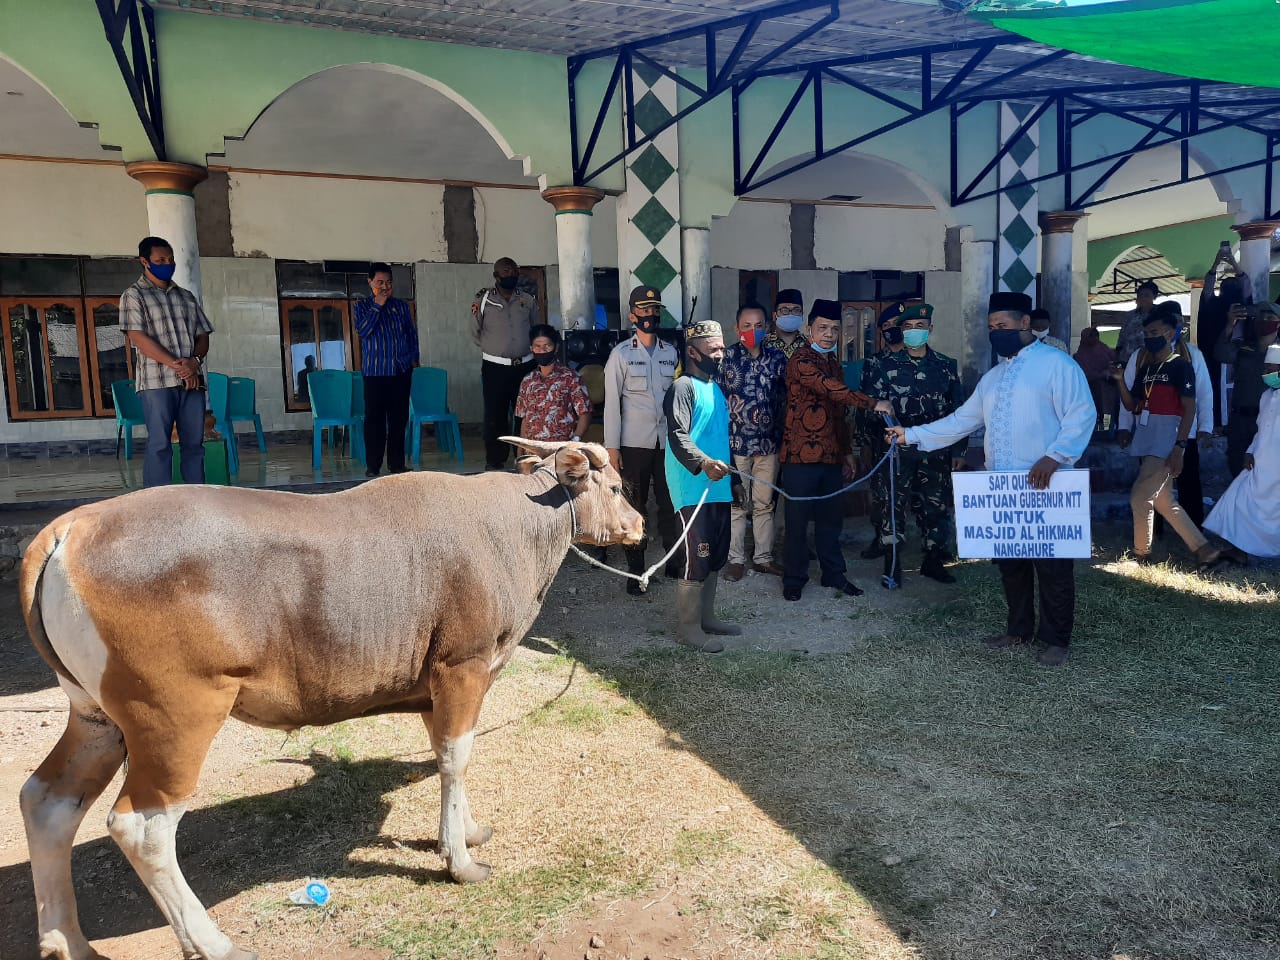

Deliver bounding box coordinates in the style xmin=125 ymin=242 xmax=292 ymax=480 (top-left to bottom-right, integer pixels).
xmin=663 ymin=320 xmax=741 ymax=653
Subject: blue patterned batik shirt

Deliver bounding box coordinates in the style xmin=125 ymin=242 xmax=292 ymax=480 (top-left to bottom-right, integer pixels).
xmin=353 ymin=296 xmax=419 ymax=376
xmin=717 ymin=341 xmax=788 ymax=456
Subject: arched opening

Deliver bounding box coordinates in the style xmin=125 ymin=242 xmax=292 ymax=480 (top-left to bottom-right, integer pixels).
xmin=0 ymin=55 xmax=117 ymax=158
xmin=215 ymin=63 xmax=530 ymax=183
xmin=1086 ymin=143 xmax=1233 ymax=240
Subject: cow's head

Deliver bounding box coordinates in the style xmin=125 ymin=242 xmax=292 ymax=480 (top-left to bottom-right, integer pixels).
xmin=502 ymin=437 xmax=644 ymax=547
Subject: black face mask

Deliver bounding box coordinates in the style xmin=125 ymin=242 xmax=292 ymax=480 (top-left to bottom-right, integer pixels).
xmin=634 ymin=315 xmax=660 ymax=334
xmin=882 ymin=326 xmax=904 ymax=346
xmin=689 ymin=348 xmax=721 ymax=377
xmin=1143 ymin=335 xmax=1169 ymax=354
xmin=497 ymin=275 xmax=518 ymax=290
xmin=532 ymin=350 xmax=556 ymax=367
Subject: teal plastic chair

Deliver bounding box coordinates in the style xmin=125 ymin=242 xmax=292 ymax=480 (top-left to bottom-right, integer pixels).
xmin=111 ymin=379 xmax=146 ymax=460
xmin=406 ymin=366 xmax=462 ymax=464
xmin=308 ymin=370 xmax=364 ymax=470
xmin=228 ymin=376 xmax=266 ymax=452
xmin=350 ymin=372 xmax=367 ymax=463
xmin=842 ymin=360 xmax=865 ymax=392
xmin=205 ymin=372 xmax=240 ymax=476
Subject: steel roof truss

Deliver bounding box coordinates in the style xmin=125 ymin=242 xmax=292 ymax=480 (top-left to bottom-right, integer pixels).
xmin=96 ymin=0 xmax=166 ymax=160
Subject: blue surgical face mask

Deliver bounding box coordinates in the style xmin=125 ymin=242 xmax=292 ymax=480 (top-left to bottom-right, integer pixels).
xmin=810 ymin=341 xmax=837 ymax=355
xmin=902 ymin=329 xmax=930 ymax=349
xmin=775 ymin=314 xmax=804 ymax=334
xmin=1263 ymin=371 xmax=1280 ymax=390
xmin=989 ymin=328 xmax=1026 ymax=358
xmin=148 ymin=261 xmax=176 ymax=282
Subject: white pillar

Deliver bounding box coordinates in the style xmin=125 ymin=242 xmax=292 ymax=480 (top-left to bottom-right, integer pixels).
xmin=1231 ymin=220 xmax=1279 ymax=304
xmin=542 ymin=186 xmax=606 ymax=331
xmin=126 ymin=161 xmax=208 ymax=303
xmin=681 ymin=227 xmax=711 ymax=325
xmin=955 ymin=226 xmax=995 ymax=389
xmin=1039 ymin=211 xmax=1090 ymax=347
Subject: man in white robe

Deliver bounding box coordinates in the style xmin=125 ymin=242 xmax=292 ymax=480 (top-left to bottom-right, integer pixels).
xmin=887 ymin=292 xmax=1095 ymax=668
xmin=1204 ymin=342 xmax=1280 ymax=558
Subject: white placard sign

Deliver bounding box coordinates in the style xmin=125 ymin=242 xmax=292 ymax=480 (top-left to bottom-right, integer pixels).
xmin=952 ymin=469 xmax=1092 ymax=559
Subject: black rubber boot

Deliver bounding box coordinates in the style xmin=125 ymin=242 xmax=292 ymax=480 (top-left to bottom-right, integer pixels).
xmin=920 ymin=549 xmax=956 ymax=584
xmin=860 ymin=538 xmax=886 ymax=560
xmin=625 ymin=548 xmax=646 ymax=596
xmin=881 ymin=548 xmax=903 ymax=590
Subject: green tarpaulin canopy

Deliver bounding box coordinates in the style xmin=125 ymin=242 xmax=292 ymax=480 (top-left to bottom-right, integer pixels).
xmin=972 ymin=0 xmax=1280 ymax=89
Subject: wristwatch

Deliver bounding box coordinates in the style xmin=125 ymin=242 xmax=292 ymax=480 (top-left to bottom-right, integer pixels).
xmin=1173 ymin=439 xmax=1188 ymax=449
xmin=570 ymin=434 xmax=581 ymax=442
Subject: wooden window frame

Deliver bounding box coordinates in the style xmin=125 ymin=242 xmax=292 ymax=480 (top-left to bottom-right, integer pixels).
xmin=84 ymin=295 xmax=134 ymax=416
xmin=278 ymin=298 xmax=357 ymax=413
xmin=0 ymin=297 xmax=94 ymax=420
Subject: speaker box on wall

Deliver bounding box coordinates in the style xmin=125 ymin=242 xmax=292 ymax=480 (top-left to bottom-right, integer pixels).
xmin=564 ymin=329 xmax=621 ymax=369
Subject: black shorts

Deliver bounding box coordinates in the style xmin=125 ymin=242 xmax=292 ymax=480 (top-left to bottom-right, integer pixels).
xmin=677 ymin=502 xmax=730 ymax=582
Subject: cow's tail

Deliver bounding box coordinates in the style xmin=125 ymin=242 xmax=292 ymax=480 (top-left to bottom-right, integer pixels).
xmin=18 ymin=521 xmax=77 ymax=686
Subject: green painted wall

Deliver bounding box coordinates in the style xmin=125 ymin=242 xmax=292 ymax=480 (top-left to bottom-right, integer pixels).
xmin=0 ymin=0 xmax=148 ymax=157
xmin=1087 ymin=216 xmax=1236 ymax=287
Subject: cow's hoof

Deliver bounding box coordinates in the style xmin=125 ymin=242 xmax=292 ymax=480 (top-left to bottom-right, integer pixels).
xmin=450 ymin=859 xmax=492 ymax=884
xmin=466 ymin=823 xmax=494 ymax=848
xmin=201 ymin=946 xmax=257 ymax=960
xmin=38 ymin=934 xmax=109 ymax=960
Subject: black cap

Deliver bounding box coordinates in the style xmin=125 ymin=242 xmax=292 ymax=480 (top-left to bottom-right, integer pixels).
xmin=628 ymin=285 xmax=663 ymax=311
xmin=808 ymin=298 xmax=841 ymax=323
xmin=1030 ymin=308 xmax=1051 ymax=322
xmin=988 ymin=292 xmax=1033 ymax=316
xmin=775 ymin=288 xmax=803 ymax=309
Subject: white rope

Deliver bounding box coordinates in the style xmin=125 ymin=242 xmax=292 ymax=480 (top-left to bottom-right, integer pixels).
xmin=555 ymin=436 xmax=903 ymax=587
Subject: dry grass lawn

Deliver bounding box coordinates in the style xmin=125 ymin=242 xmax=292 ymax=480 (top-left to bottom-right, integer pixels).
xmin=1 ymin=533 xmax=1277 ymax=960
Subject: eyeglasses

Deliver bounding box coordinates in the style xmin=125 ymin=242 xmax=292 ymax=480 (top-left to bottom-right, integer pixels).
xmin=776 ymin=306 xmax=803 ymax=316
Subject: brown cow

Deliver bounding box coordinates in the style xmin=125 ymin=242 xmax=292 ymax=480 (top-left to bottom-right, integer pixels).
xmin=18 ymin=438 xmax=642 ymax=960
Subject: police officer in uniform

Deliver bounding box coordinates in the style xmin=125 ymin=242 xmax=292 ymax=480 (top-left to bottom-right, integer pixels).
xmin=868 ymin=303 xmax=966 ymax=586
xmin=604 ymin=286 xmax=683 ymax=595
xmin=472 ymin=257 xmax=540 ymax=470
xmin=858 ymin=302 xmax=908 ymax=560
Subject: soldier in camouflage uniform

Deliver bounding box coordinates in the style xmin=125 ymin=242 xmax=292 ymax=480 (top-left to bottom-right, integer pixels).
xmin=857 ymin=302 xmax=908 ymax=560
xmin=866 ymin=303 xmax=966 ymax=586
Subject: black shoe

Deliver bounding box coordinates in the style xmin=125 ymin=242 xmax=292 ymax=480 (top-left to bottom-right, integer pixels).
xmin=783 ymin=587 xmax=802 ymax=601
xmin=365 ymin=469 xmax=378 ymax=478
xmin=823 ymin=578 xmax=864 ymax=597
xmin=919 ymin=550 xmax=956 ymax=584
xmin=484 ymin=463 xmax=505 ymax=472
xmin=626 ymin=577 xmax=646 ymax=596
xmin=389 ymin=465 xmax=410 ymax=474
xmin=860 ymin=540 xmax=886 ymax=560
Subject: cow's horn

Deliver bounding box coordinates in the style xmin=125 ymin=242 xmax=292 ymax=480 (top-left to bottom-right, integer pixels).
xmin=500 ymin=436 xmax=570 ymax=458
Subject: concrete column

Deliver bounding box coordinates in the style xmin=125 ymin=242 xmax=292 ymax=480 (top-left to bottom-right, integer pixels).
xmin=542 ymin=186 xmax=606 ymax=330
xmin=1230 ymin=219 xmax=1279 ymax=304
xmin=125 ymin=161 xmax=209 ymax=302
xmin=1039 ymin=210 xmax=1090 ymax=347
xmin=681 ymin=227 xmax=711 ymax=325
xmin=956 ymin=227 xmax=996 ymax=390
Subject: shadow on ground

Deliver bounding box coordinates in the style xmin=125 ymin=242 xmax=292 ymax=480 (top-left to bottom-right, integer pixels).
xmin=0 ymin=753 xmax=441 ymax=953
xmin=538 ymin=548 xmax=1280 ymax=960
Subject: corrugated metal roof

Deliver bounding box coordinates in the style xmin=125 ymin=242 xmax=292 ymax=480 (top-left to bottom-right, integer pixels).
xmin=1090 ymin=244 xmax=1192 ymax=305
xmin=149 ymin=0 xmax=1280 ymax=119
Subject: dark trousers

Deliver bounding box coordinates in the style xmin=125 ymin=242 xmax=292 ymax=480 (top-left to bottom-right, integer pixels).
xmin=140 ymin=386 xmax=206 ymax=488
xmin=363 ymin=371 xmax=412 ymax=473
xmin=1154 ymin=438 xmax=1203 ymax=534
xmin=1226 ymin=410 xmax=1260 ymax=477
xmin=995 ymin=557 xmax=1075 ymax=647
xmin=482 ymin=358 xmax=532 ymax=468
xmin=781 ymin=462 xmax=846 ymax=591
xmin=620 ymin=445 xmax=679 ymax=568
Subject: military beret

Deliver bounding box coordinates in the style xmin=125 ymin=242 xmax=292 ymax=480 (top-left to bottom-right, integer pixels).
xmin=878 ymin=301 xmax=906 ymax=327
xmin=900 ymin=303 xmax=933 ymax=322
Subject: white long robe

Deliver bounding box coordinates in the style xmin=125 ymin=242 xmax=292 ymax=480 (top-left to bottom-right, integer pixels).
xmin=905 ymin=341 xmax=1096 ymax=470
xmin=1204 ymin=388 xmax=1280 ymax=557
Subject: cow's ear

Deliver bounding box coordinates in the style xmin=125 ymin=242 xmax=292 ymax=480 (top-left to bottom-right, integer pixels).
xmin=555 ymin=448 xmax=591 ymax=486
xmin=515 ymin=454 xmax=542 ymax=475
xmin=580 ymin=443 xmax=609 ymax=470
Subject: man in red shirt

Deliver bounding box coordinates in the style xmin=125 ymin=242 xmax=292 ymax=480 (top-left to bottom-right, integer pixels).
xmin=780 ymin=299 xmax=889 ymax=601
xmin=515 ymin=324 xmax=592 ymax=443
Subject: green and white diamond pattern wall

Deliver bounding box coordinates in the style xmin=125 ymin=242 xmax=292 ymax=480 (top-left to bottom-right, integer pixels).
xmin=617 ymin=67 xmax=683 ymax=327
xmin=997 ymin=102 xmax=1040 ymax=296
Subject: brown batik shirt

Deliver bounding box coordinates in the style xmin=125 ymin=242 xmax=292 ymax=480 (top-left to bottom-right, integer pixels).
xmin=781 ymin=346 xmax=875 ymax=464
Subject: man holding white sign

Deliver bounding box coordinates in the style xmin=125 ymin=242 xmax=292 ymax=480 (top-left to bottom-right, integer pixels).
xmin=885 ymin=292 xmax=1095 ymax=668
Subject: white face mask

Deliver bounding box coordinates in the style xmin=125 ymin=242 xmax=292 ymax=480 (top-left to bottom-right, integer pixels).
xmin=1033 ymin=329 xmax=1049 ymax=341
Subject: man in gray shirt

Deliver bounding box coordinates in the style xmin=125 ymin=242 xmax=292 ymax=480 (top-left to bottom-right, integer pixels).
xmin=472 ymin=257 xmax=540 ymax=470
xmin=605 ymin=285 xmax=682 ymax=594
